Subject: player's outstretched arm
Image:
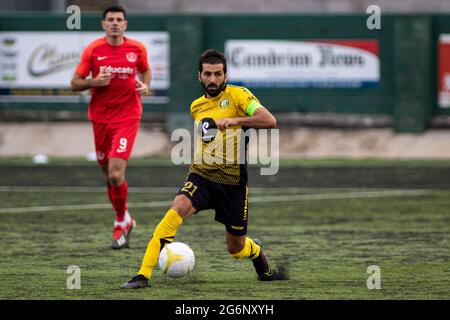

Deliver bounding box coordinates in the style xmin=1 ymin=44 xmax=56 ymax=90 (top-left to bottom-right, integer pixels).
xmin=216 ymin=108 xmax=277 ymax=130
xmin=70 ymin=72 xmax=112 ymax=92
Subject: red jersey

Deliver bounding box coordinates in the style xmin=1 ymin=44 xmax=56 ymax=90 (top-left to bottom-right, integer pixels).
xmin=75 ymin=37 xmax=149 ymax=123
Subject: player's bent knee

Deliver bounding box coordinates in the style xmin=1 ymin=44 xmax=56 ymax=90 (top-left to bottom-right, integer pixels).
xmin=227 ymin=241 xmax=245 ymax=257
xmin=229 ymin=248 xmax=246 ymax=259
xmin=171 ymin=195 xmax=194 ymax=219
xmin=108 ymin=170 xmax=124 ymax=186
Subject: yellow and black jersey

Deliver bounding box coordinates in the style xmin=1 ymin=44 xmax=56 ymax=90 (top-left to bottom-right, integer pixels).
xmin=189 ymin=85 xmax=263 ymax=185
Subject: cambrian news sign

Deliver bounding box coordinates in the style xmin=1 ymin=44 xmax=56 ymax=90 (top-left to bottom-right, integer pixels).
xmin=225 ymin=40 xmax=380 ymax=89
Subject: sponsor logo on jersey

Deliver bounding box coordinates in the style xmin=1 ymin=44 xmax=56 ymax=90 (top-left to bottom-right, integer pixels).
xmin=97 ymin=56 xmax=108 ymax=60
xmin=126 ymin=52 xmax=137 ymax=63
xmin=100 ymin=65 xmax=134 ymax=74
xmin=200 ymin=118 xmax=218 ymax=143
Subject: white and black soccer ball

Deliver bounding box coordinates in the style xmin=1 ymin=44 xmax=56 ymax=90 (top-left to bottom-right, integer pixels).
xmin=158 ymin=242 xmax=195 ymax=278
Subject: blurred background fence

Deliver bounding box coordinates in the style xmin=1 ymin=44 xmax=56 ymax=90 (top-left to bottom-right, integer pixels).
xmin=1 ymin=0 xmax=450 ymax=158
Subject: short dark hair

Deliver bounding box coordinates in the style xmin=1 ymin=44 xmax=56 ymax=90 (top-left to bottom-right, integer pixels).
xmin=199 ymin=49 xmax=227 ymax=73
xmin=103 ymin=5 xmax=127 ymax=20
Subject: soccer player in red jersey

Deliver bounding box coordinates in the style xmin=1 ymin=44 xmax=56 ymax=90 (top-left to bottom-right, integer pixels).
xmin=70 ymin=6 xmax=151 ymax=249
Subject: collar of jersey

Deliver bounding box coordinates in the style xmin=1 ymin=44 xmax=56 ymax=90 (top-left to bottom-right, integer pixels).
xmin=104 ymin=36 xmax=127 ymax=48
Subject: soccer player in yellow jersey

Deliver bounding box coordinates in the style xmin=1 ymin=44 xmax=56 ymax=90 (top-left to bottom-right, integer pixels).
xmin=121 ymin=49 xmax=287 ymax=289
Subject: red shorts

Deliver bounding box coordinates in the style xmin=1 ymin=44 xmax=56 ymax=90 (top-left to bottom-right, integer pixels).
xmin=92 ymin=119 xmax=140 ymax=167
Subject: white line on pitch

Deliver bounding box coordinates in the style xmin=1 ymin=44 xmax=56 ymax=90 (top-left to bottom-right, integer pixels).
xmin=0 ymin=186 xmax=413 ymax=194
xmin=0 ymin=190 xmax=430 ymax=214
xmin=247 ymin=190 xmax=430 ymax=203
xmin=0 ymin=201 xmax=173 ymax=214
xmin=0 ymin=186 xmax=179 ymax=193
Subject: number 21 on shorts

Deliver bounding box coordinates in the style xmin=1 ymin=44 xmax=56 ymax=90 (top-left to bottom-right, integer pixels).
xmin=181 ymin=181 xmax=198 ymax=197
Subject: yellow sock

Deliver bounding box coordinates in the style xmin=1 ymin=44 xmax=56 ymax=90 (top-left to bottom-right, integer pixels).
xmin=230 ymin=237 xmax=261 ymax=259
xmin=138 ymin=209 xmax=183 ymax=279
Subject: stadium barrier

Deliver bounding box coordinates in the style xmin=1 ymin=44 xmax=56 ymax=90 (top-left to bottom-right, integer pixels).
xmin=1 ymin=13 xmax=450 ymax=132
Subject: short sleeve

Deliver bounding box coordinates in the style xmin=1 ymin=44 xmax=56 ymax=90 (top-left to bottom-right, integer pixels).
xmin=137 ymin=44 xmax=149 ymax=73
xmin=75 ymin=45 xmax=93 ymax=77
xmin=236 ymin=86 xmax=263 ymax=116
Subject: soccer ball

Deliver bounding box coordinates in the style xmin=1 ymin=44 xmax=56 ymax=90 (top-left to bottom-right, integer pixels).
xmin=158 ymin=242 xmax=195 ymax=278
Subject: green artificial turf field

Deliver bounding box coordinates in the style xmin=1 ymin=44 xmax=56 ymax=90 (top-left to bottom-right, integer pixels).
xmin=0 ymin=159 xmax=449 ymax=300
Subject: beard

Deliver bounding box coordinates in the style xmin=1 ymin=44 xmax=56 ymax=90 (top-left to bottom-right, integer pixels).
xmin=201 ymin=81 xmax=226 ymax=97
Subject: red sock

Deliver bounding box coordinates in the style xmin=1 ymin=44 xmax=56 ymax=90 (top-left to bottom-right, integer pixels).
xmin=108 ymin=181 xmax=128 ymax=222
xmin=107 ymin=182 xmax=114 ymax=204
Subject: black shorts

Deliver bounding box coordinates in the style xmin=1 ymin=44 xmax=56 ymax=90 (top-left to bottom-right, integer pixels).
xmin=177 ymin=173 xmax=249 ymax=236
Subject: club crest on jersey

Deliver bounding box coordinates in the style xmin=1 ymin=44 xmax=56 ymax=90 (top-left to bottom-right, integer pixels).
xmin=126 ymin=52 xmax=137 ymax=62
xmin=220 ymin=99 xmax=229 ymax=109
